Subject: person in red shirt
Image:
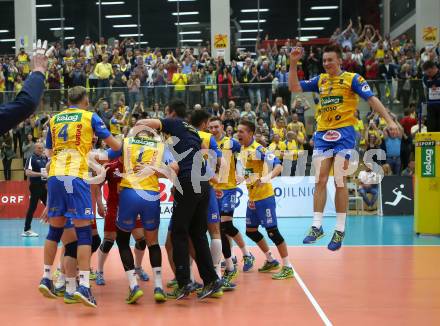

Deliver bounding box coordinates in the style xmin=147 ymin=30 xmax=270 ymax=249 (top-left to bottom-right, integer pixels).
xmin=95 ymin=158 xmax=149 ymax=286
xmin=365 ymin=57 xmax=380 ymax=98
xmin=400 ymin=108 xmax=418 ymax=136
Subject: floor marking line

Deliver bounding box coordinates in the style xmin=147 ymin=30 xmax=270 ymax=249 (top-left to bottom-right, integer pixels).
xmin=291 ymin=266 xmax=333 ymax=326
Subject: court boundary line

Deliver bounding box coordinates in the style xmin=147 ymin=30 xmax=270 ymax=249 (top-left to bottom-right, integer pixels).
xmin=291 ymin=266 xmax=333 ymax=326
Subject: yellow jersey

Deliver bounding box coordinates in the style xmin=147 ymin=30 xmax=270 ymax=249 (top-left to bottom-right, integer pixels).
xmin=272 ymin=126 xmax=286 ymax=141
xmin=109 ymin=117 xmax=122 ymax=135
xmin=214 ymin=135 xmax=241 ymax=190
xmin=172 ymin=73 xmax=188 ymax=91
xmin=268 ymin=141 xmax=286 ymax=160
xmin=118 ymin=136 xmax=167 ymax=191
xmin=284 ymin=139 xmax=299 ymax=160
xmin=46 ymin=107 xmax=111 ymax=179
xmin=239 ymin=139 xmax=280 ymax=202
xmin=300 ymin=72 xmax=374 ymax=131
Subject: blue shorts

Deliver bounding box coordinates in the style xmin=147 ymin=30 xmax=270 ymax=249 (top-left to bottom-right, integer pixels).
xmin=64 ymin=218 xmax=74 ymax=229
xmin=117 ymin=188 xmax=160 ymax=231
xmin=207 ymin=186 xmax=220 ymax=224
xmin=215 ymin=188 xmax=237 ymax=215
xmin=313 ymin=126 xmax=356 ymax=159
xmin=47 ymin=176 xmax=94 ymax=220
xmin=246 ymin=196 xmax=277 ymax=228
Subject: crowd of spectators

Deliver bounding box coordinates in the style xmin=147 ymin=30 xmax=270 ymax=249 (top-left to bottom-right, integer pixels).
xmin=0 ymin=17 xmax=439 ymax=187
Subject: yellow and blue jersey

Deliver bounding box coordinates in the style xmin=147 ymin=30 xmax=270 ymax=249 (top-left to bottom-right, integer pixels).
xmin=107 ymin=136 xmax=174 ymax=191
xmin=198 ymin=130 xmax=222 ymax=178
xmin=239 ymin=139 xmax=281 ymax=202
xmin=46 ymin=107 xmax=111 ymax=179
xmin=214 ymin=135 xmax=241 ymax=190
xmin=300 ymin=72 xmax=374 ymax=131
xmin=109 ymin=117 xmax=121 ymax=135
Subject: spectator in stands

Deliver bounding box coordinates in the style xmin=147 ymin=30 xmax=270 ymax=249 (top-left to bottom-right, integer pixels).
xmin=70 ymin=61 xmax=87 ymax=87
xmin=207 ymin=102 xmax=224 ymax=118
xmin=22 ymin=133 xmax=35 ymax=179
xmin=259 ymin=60 xmax=273 ymax=103
xmin=422 ymin=60 xmax=440 ymax=132
xmin=187 ymin=63 xmax=202 ymax=109
xmin=1 ymin=132 xmax=15 ymax=180
xmin=287 ymin=113 xmax=306 ymax=136
xmin=401 ymin=160 xmax=415 ymax=176
xmin=127 ymin=72 xmax=141 ymax=111
xmin=291 ymin=96 xmax=310 ymax=124
xmin=269 ymin=133 xmax=286 ymax=161
xmin=247 ymin=65 xmax=261 ymax=108
xmin=94 ymin=54 xmax=113 ymax=102
xmin=383 ymin=124 xmax=403 ymax=175
xmin=218 ymin=66 xmax=233 ymax=109
xmin=358 ymin=163 xmax=380 ymax=210
xmin=204 ymin=64 xmax=217 ymax=106
xmin=150 ymin=102 xmax=164 ymax=119
xmin=47 ymin=65 xmax=61 ymax=111
xmin=256 ymin=117 xmax=270 ymax=139
xmin=240 ymin=102 xmax=256 ymax=122
xmin=275 ymin=65 xmax=290 ymax=106
xmin=272 ymin=117 xmax=287 ymax=141
xmin=336 ymin=19 xmax=358 ymax=51
xmin=271 ymin=96 xmax=289 ymax=125
xmin=379 ymin=55 xmax=398 ymax=104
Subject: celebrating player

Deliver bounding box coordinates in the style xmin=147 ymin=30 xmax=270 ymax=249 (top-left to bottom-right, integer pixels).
xmin=38 ymin=86 xmax=121 ymax=308
xmin=288 ymin=44 xmax=398 ymax=250
xmin=237 ymin=119 xmax=294 ymax=280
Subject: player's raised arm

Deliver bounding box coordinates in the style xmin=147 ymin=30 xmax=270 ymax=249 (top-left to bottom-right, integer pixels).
xmin=288 ymin=46 xmax=304 ymax=93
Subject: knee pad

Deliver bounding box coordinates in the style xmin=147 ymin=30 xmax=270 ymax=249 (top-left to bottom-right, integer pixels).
xmin=64 ymin=241 xmax=78 ymax=258
xmin=99 ymin=238 xmax=115 ymax=254
xmin=266 ymin=227 xmax=284 ymax=246
xmin=46 ymin=225 xmax=63 ymax=243
xmin=92 ymin=234 xmax=102 ymax=253
xmin=221 ymin=221 xmax=239 ymax=237
xmin=135 ymin=238 xmax=147 ymax=251
xmin=75 ymin=225 xmax=92 ymax=246
xmin=148 ymin=244 xmax=162 ymax=268
xmin=116 ymin=228 xmax=131 ymax=248
xmin=246 ymin=230 xmax=264 ymax=243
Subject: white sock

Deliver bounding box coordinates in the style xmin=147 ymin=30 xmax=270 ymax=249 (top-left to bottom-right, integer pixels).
xmin=225 ymin=257 xmax=234 ymax=272
xmin=240 ymin=246 xmax=250 ymax=257
xmin=126 ymin=270 xmax=138 ymax=290
xmin=210 ymin=239 xmax=222 ymax=278
xmin=55 ymin=273 xmax=66 ymax=288
xmin=264 ymin=251 xmax=275 ymax=262
xmin=312 ymin=212 xmax=323 ymax=228
xmin=153 ymin=267 xmax=163 ymax=289
xmin=97 ymin=248 xmax=109 ymax=273
xmin=66 ymin=277 xmax=76 ymax=294
xmin=189 ymin=257 xmax=195 ymax=283
xmin=335 ymin=213 xmax=347 ymax=232
xmin=43 ymin=265 xmax=52 ymax=279
xmin=78 ymin=270 xmax=90 ymax=288
xmin=282 ymin=257 xmax=292 ymax=268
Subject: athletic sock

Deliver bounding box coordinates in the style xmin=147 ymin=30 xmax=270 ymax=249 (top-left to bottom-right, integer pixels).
xmin=282 ymin=257 xmax=292 ymax=268
xmin=78 ymin=270 xmax=90 ymax=288
xmin=152 ymin=267 xmax=163 ymax=289
xmin=264 ymin=251 xmax=275 ymax=262
xmin=210 ymin=238 xmax=222 ymax=278
xmin=66 ymin=277 xmax=76 ymax=294
xmin=240 ymin=246 xmax=250 ymax=257
xmin=126 ymin=270 xmax=138 ymax=290
xmin=312 ymin=212 xmax=323 ymax=228
xmin=134 ymin=248 xmax=144 ymax=269
xmin=225 ymin=257 xmax=234 ymax=272
xmin=55 ymin=273 xmax=66 ymax=288
xmin=335 ymin=213 xmax=347 ymax=232
xmin=43 ymin=265 xmax=52 ymax=279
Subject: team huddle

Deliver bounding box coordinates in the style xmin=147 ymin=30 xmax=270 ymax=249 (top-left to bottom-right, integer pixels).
xmin=38 ymin=45 xmax=398 ymax=308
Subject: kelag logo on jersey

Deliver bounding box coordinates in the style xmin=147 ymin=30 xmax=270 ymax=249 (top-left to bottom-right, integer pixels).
xmin=55 ymin=113 xmax=82 ymax=124
xmin=129 ymin=137 xmax=158 ymax=147
xmin=321 ymin=96 xmax=343 ymax=106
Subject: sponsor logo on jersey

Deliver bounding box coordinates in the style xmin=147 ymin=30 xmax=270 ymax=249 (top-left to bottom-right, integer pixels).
xmin=362 ymin=84 xmax=371 ymax=92
xmin=322 ymin=130 xmax=342 ymax=142
xmin=55 ymin=113 xmax=82 ymax=124
xmin=215 ymin=190 xmax=224 ymax=199
xmin=321 ymin=96 xmax=343 ymax=107
xmin=248 ymin=200 xmax=256 ymax=209
xmin=129 ymin=137 xmax=158 ymax=147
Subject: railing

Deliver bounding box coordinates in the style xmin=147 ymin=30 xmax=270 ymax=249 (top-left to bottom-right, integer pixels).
xmin=0 ymin=79 xmax=425 ymax=114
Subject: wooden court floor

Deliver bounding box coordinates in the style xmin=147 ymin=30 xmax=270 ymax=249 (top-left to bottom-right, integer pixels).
xmin=0 ymin=246 xmax=439 ymax=326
